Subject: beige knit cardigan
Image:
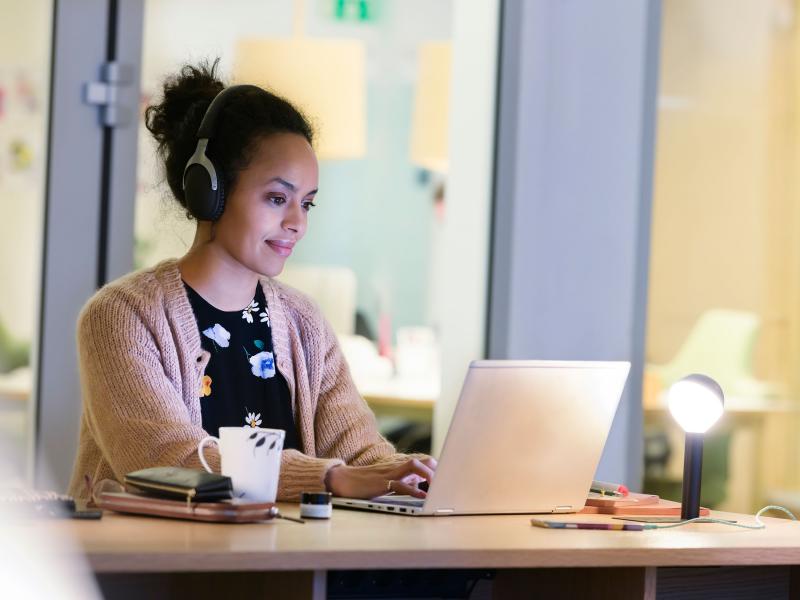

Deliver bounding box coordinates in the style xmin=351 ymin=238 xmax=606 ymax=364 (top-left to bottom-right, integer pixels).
xmin=67 ymin=259 xmax=409 ymax=502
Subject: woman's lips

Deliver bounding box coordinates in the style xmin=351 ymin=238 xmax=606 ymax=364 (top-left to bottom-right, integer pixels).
xmin=266 ymin=240 xmax=294 ymax=257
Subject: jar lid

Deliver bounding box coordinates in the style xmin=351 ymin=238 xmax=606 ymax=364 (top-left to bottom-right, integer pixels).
xmin=300 ymin=491 xmax=332 ymax=505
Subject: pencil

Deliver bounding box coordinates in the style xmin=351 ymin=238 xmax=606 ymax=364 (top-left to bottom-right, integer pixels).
xmin=531 ymin=518 xmax=645 ymax=531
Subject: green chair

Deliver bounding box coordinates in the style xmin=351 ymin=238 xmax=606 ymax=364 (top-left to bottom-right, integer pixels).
xmin=0 ymin=320 xmax=29 ymax=374
xmin=649 ymin=309 xmax=761 ymax=396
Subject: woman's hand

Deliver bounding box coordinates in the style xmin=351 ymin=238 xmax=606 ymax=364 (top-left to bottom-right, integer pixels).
xmin=325 ymin=457 xmax=437 ymax=499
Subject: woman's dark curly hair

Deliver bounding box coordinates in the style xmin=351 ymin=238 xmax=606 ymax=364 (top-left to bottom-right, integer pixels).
xmin=144 ymin=58 xmax=314 ymax=215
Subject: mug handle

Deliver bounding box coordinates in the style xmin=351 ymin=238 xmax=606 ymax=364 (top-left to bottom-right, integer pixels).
xmin=197 ymin=435 xmax=219 ymax=473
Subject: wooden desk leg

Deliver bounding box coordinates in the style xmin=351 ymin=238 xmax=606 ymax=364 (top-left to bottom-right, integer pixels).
xmin=492 ymin=567 xmax=656 ymax=600
xmin=96 ymin=570 xmax=327 ymax=600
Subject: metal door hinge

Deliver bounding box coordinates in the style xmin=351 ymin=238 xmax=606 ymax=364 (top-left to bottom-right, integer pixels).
xmin=83 ymin=62 xmax=134 ymax=127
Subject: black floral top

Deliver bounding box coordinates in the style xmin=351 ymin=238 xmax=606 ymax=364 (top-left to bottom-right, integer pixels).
xmin=184 ymin=281 xmax=300 ymax=450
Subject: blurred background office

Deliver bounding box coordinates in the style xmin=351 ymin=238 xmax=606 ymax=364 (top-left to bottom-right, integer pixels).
xmin=0 ymin=0 xmax=496 ymax=494
xmin=2 ymin=0 xmax=800 ymax=516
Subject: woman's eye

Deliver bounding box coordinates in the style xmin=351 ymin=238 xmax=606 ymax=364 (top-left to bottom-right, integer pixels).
xmin=302 ymin=201 xmax=317 ymax=212
xmin=267 ymin=196 xmax=286 ymax=206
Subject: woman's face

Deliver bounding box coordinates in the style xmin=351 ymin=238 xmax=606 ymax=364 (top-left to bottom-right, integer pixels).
xmin=214 ymin=132 xmax=319 ymax=277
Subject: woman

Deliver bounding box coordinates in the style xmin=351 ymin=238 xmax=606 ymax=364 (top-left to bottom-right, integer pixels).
xmin=67 ymin=61 xmax=435 ymax=502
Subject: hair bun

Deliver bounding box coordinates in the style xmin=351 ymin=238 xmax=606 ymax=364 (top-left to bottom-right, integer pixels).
xmin=144 ymin=59 xmax=225 ymax=208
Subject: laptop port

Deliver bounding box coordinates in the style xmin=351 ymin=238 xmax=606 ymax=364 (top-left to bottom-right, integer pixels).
xmin=387 ymin=506 xmax=395 ymax=511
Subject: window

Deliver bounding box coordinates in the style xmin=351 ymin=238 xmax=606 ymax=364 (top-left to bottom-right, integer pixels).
xmin=644 ymin=0 xmax=800 ymax=513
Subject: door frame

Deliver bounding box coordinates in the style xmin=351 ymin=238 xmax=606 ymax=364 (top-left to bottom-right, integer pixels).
xmin=34 ymin=0 xmax=143 ymax=490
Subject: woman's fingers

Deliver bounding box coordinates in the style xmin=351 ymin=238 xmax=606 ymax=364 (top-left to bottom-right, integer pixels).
xmin=329 ymin=456 xmax=438 ymax=500
xmin=390 ymin=478 xmax=427 ymax=499
xmin=392 ymin=458 xmax=435 ymax=486
xmin=420 ymin=456 xmax=438 ymax=470
xmin=379 ymin=459 xmax=436 ymax=498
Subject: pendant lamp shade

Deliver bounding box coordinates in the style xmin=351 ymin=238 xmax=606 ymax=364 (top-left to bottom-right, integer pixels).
xmin=234 ymin=38 xmax=366 ymax=160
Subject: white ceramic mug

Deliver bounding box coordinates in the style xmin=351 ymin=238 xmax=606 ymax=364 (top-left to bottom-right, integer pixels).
xmin=198 ymin=427 xmax=285 ymax=503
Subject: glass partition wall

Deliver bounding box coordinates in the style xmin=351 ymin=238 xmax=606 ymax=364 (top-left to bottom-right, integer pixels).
xmin=644 ymin=0 xmax=800 ymax=513
xmin=0 ymin=2 xmax=53 ymax=483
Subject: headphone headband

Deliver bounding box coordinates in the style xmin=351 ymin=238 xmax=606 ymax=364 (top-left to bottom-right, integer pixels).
xmin=195 ymin=84 xmax=262 ymax=140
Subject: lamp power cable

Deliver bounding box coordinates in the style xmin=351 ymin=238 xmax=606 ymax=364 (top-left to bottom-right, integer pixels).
xmin=641 ymin=505 xmax=797 ymax=530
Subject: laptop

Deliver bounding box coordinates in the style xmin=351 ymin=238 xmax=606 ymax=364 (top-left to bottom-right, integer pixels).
xmin=332 ymin=359 xmax=630 ymax=516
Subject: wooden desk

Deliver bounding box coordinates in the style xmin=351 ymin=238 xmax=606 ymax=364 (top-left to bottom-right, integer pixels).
xmin=30 ymin=505 xmax=800 ymax=599
xmin=363 ymin=394 xmax=434 ymax=424
xmin=358 ymin=376 xmax=438 ymax=423
xmin=0 ymin=367 xmax=31 ymax=403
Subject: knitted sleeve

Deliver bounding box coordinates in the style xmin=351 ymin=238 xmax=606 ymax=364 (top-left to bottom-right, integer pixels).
xmin=76 ymin=289 xmax=221 ymax=481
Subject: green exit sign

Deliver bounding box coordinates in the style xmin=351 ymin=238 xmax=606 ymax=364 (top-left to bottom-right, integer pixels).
xmin=333 ymin=0 xmax=378 ymax=22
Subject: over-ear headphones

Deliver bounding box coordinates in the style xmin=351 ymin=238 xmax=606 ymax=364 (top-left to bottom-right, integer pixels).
xmin=182 ymin=84 xmax=262 ymax=221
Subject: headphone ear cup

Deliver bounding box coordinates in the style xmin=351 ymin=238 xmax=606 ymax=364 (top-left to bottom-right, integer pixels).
xmin=184 ymin=162 xmax=224 ymax=221
xmin=208 ymin=175 xmax=225 ymax=222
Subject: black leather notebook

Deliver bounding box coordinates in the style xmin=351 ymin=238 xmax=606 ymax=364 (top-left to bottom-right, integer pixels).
xmin=124 ymin=467 xmax=233 ymax=503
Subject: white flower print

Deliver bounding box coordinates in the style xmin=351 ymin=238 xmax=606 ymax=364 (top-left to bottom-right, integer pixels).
xmin=245 ymin=412 xmax=262 ymax=428
xmin=241 ymin=300 xmax=259 ymax=324
xmin=202 ymin=323 xmax=230 ymax=348
xmin=259 ymin=307 xmax=270 ymax=326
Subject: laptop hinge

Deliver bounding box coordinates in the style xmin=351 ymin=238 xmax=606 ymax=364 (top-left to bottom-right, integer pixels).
xmin=552 ymin=505 xmax=573 ymax=513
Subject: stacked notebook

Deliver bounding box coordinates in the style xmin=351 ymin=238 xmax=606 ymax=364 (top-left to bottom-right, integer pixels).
xmin=580 ymin=492 xmax=710 ymax=516
xmin=94 ymin=467 xmax=279 ymax=523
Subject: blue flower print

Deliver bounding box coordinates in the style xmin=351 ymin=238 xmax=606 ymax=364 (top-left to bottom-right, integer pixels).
xmin=202 ymin=323 xmax=230 ymax=348
xmin=249 ymin=350 xmax=276 ymax=379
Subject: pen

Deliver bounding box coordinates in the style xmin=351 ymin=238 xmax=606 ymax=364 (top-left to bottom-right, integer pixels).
xmin=531 ymin=518 xmax=645 ymax=531
xmin=591 ymin=479 xmax=629 ymax=497
xmin=275 ymin=511 xmax=305 ymax=524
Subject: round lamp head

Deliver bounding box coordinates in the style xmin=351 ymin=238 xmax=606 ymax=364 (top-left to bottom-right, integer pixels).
xmin=667 ymin=374 xmax=725 ymax=433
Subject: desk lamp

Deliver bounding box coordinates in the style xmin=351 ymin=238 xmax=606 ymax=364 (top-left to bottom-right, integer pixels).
xmin=667 ymin=374 xmax=725 ymax=520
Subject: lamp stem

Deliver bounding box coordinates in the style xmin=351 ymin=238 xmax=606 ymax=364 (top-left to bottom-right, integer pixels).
xmin=680 ymin=432 xmax=704 ymax=520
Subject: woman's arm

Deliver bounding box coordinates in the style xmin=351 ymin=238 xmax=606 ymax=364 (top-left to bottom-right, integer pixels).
xmin=276 ymin=449 xmax=343 ymax=500
xmin=76 ymin=290 xmax=220 ymax=480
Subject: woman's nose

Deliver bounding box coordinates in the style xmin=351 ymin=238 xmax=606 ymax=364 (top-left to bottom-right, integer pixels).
xmin=283 ymin=201 xmax=306 ymax=233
